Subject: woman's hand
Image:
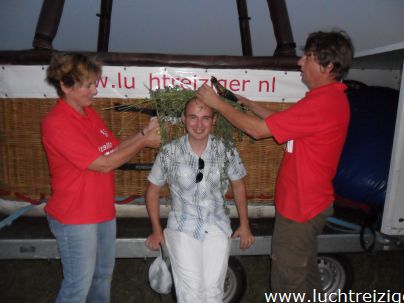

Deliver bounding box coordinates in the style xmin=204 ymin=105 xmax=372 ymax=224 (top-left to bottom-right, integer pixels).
xmin=144 ymin=117 xmax=159 ymax=133
xmin=143 ymin=117 xmax=161 ymax=148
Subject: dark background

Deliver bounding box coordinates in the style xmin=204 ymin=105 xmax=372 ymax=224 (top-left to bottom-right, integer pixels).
xmin=0 ymin=217 xmax=403 ymax=303
xmin=0 ymin=251 xmax=403 ymax=303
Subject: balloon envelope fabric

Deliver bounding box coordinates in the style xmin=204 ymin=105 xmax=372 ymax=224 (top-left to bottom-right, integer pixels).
xmin=334 ymin=84 xmax=399 ymax=206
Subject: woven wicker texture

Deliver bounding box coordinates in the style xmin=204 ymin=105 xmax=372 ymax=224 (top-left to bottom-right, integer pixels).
xmin=0 ymin=98 xmax=292 ymax=203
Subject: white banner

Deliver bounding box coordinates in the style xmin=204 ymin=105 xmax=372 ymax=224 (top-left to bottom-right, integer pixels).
xmin=0 ymin=65 xmax=307 ymax=102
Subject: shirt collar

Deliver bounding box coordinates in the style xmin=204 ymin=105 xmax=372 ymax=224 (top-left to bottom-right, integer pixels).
xmin=306 ymin=82 xmax=347 ymax=97
xmin=57 ymin=98 xmax=91 ymax=121
xmin=184 ymin=134 xmax=212 ymax=158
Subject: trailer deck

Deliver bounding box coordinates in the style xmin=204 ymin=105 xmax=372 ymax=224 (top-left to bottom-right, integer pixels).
xmin=1 ymin=210 xmax=395 ymax=260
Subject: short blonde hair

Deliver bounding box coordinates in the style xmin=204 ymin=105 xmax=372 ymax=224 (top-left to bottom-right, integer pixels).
xmin=46 ymin=52 xmax=102 ymax=97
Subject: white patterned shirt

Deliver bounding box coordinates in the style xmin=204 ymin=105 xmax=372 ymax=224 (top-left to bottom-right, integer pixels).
xmin=148 ymin=134 xmax=247 ymax=240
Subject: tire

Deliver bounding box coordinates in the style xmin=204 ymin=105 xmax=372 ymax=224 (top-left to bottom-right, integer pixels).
xmin=170 ymin=256 xmax=247 ymax=303
xmin=223 ymin=256 xmax=247 ymax=303
xmin=318 ymin=254 xmax=353 ymax=295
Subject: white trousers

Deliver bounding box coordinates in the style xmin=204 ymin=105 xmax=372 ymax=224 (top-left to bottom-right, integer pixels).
xmin=164 ymin=225 xmax=231 ymax=303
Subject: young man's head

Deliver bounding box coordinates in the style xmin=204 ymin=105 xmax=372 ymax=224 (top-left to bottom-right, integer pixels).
xmin=181 ymin=97 xmax=216 ymax=142
xmin=298 ymin=31 xmax=354 ymax=89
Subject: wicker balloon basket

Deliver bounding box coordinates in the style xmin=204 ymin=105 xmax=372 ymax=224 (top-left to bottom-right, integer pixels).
xmin=0 ymin=98 xmax=291 ymax=204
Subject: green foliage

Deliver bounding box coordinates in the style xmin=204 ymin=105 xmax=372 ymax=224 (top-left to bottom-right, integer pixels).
xmin=149 ymin=85 xmax=244 ymax=148
xmin=149 ymin=86 xmax=194 ymax=145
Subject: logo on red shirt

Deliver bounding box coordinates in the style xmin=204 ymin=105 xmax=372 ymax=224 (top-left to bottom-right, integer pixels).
xmin=100 ymin=129 xmax=109 ymax=137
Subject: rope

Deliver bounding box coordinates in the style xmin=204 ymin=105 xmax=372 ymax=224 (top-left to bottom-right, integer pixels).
xmin=115 ymin=195 xmax=143 ymax=205
xmin=0 ymin=192 xmax=145 ymax=230
xmin=0 ymin=193 xmax=46 ymax=230
xmin=14 ymin=193 xmax=44 ymax=205
xmin=327 ymin=216 xmax=362 ymax=233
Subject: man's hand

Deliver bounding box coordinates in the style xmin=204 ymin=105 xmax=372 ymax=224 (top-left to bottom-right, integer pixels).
xmin=145 ymin=231 xmax=165 ymax=251
xmin=196 ymin=84 xmax=222 ymax=109
xmin=235 ymin=94 xmax=252 ymax=108
xmin=232 ymin=225 xmax=255 ymax=250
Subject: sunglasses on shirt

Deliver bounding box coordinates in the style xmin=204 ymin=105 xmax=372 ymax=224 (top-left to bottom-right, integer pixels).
xmin=195 ymin=157 xmax=205 ymax=183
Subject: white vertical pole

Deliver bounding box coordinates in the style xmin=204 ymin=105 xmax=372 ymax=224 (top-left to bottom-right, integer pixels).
xmin=381 ymin=60 xmax=404 ymax=235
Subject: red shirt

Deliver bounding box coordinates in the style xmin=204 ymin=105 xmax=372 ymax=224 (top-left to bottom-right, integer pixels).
xmin=266 ymin=82 xmax=350 ymax=222
xmin=42 ymin=99 xmax=119 ymax=224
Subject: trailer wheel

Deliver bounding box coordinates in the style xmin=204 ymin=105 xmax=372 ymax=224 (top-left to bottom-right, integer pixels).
xmin=318 ymin=254 xmax=353 ymax=294
xmin=223 ymin=257 xmax=247 ymax=303
xmin=170 ymin=256 xmax=247 ymax=302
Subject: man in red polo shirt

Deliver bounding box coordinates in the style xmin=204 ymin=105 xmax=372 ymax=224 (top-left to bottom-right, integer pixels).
xmin=197 ymin=30 xmax=353 ymax=297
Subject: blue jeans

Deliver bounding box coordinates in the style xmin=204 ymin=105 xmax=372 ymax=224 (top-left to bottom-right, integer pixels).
xmin=47 ymin=216 xmax=116 ymax=303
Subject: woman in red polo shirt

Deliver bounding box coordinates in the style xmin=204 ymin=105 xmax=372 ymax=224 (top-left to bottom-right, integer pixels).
xmin=42 ymin=52 xmax=160 ymax=303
